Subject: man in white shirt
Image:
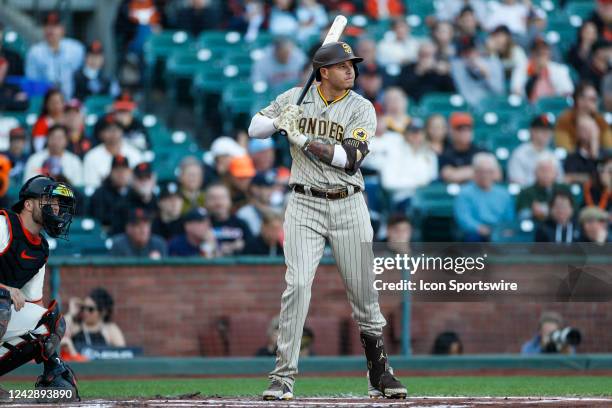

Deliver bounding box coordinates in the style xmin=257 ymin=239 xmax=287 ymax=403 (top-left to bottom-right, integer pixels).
xmin=508 ymin=114 xmax=563 ymax=187
xmin=83 ymin=119 xmax=142 ymax=189
xmin=25 ymin=12 xmax=85 ymax=99
xmin=376 ymin=18 xmax=421 ymax=66
xmin=23 ymin=124 xmax=84 ymax=186
xmin=375 ymin=119 xmax=438 ymax=209
xmin=0 ymin=176 xmax=79 ymax=399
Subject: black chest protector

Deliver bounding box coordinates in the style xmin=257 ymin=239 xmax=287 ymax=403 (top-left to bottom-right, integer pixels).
xmin=0 ymin=209 xmax=48 ymax=289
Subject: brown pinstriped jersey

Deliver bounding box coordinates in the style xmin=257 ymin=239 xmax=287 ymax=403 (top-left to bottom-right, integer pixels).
xmin=259 ymin=85 xmax=376 ymax=190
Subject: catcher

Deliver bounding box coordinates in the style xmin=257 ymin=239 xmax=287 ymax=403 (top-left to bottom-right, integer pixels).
xmin=0 ymin=175 xmax=79 ymax=399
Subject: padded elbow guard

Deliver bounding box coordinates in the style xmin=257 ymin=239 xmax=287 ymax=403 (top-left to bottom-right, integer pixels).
xmin=342 ymin=138 xmax=369 ymax=176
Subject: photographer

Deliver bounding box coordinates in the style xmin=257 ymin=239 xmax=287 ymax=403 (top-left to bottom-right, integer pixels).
xmin=521 ymin=311 xmax=578 ymax=354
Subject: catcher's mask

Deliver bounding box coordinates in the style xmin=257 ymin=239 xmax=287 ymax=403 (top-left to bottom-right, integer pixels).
xmin=12 ymin=175 xmax=76 ymax=239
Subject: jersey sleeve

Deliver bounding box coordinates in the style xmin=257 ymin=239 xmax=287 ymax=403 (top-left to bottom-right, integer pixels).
xmin=344 ymin=100 xmax=377 ymax=145
xmin=20 ymin=265 xmax=45 ymax=302
xmin=258 ymin=88 xmax=296 ymax=119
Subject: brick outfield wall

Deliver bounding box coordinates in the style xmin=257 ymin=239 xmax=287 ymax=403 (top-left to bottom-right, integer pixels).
xmin=46 ymin=264 xmax=612 ymax=357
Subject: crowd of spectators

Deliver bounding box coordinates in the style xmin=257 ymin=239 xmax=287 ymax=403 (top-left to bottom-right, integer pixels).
xmin=0 ymin=0 xmax=610 ymax=256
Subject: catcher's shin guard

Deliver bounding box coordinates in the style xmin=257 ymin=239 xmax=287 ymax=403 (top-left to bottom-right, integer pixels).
xmin=0 ymin=300 xmax=65 ymax=376
xmin=0 ymin=288 xmax=11 ymax=339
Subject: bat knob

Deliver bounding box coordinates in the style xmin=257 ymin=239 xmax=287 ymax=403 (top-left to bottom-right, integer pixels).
xmin=279 ymin=130 xmax=287 ymax=137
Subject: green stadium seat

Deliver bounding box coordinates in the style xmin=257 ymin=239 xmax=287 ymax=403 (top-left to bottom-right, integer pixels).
xmin=2 ymin=29 xmax=27 ymax=57
xmin=70 ymin=217 xmax=104 ymax=236
xmin=143 ymin=31 xmax=193 ymax=100
xmin=410 ymin=183 xmax=459 ymax=242
xmin=83 ymin=95 xmax=114 ymax=115
xmin=220 ymin=82 xmax=270 ymax=131
xmin=165 ymin=49 xmax=217 ymax=105
xmin=407 ymin=0 xmax=435 ymax=17
xmin=533 ymin=96 xmax=573 ymax=117
xmin=152 ymin=145 xmax=201 ymax=182
xmin=491 ymin=221 xmax=535 ymax=243
xmin=417 ymin=93 xmax=467 ymax=117
xmin=197 ymin=30 xmax=245 ymax=53
xmin=565 ymin=1 xmax=595 ymax=19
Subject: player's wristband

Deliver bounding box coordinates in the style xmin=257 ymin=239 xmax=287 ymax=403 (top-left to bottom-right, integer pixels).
xmin=295 ymin=133 xmax=309 ymax=148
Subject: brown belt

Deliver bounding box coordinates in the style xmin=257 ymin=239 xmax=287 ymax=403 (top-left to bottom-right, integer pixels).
xmin=292 ymin=184 xmax=361 ymax=200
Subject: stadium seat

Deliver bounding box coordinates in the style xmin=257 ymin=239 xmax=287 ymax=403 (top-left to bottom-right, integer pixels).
xmin=565 ymin=1 xmax=595 ymax=19
xmin=410 ymin=183 xmax=458 ymax=242
xmin=165 ymin=49 xmax=216 ymax=105
xmin=197 ymin=30 xmax=245 ymax=54
xmin=143 ymin=30 xmax=193 ymax=100
xmin=408 ymin=0 xmax=435 ymax=17
xmin=417 ymin=93 xmax=466 ymax=117
xmin=83 ymin=95 xmax=114 ymax=115
xmin=1 ymin=29 xmax=27 ymax=57
xmin=491 ymin=221 xmax=535 ymax=243
xmin=533 ymin=96 xmax=573 ymax=116
xmin=220 ymin=82 xmax=269 ymax=131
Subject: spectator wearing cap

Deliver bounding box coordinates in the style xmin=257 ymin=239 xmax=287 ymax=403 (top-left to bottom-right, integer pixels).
xmin=1 ymin=127 xmax=29 ymax=182
xmin=110 ymin=208 xmax=167 ymax=258
xmin=205 ymin=136 xmax=246 ymax=182
xmin=397 ymin=40 xmax=455 ymax=103
xmin=31 ymin=88 xmax=65 ymax=152
xmin=485 ymin=25 xmax=527 ymax=82
xmin=152 ymin=181 xmax=185 ymax=240
xmin=451 ymin=35 xmax=505 ymax=107
xmin=178 ymin=156 xmax=206 ymax=215
xmin=205 ymin=183 xmax=252 ymax=256
xmin=578 ymin=206 xmax=610 ymax=243
xmin=93 ymin=92 xmax=150 ymax=151
xmin=237 ymin=172 xmax=280 ymax=236
xmin=112 ymin=161 xmax=158 ymax=234
xmin=563 ymin=114 xmax=604 ymax=185
xmin=555 ymin=82 xmax=612 ymax=153
xmin=248 ymin=137 xmax=277 ymax=175
xmin=114 ymin=0 xmax=163 ymax=65
xmin=251 ymin=38 xmax=306 ymax=95
xmin=454 ymin=6 xmax=481 ymax=42
xmin=439 ymin=112 xmax=487 ymax=184
xmin=172 ymin=0 xmax=222 ymax=36
xmin=25 ymin=11 xmax=85 ymax=98
xmin=510 ymin=39 xmax=574 ymax=103
xmin=89 ymin=155 xmax=133 ymax=231
xmin=0 ymin=54 xmax=28 ymax=111
xmin=380 ymin=87 xmax=411 ymax=134
xmin=583 ymin=155 xmax=612 ymax=213
xmin=516 ymin=154 xmax=572 ymax=222
xmin=376 ymin=17 xmax=420 ymax=67
xmin=226 ymin=155 xmax=256 ymax=211
xmin=23 ymin=124 xmax=84 ymax=186
xmin=375 ymin=118 xmax=438 ymax=211
xmin=355 ymin=64 xmax=384 ymax=112
xmin=243 ymin=212 xmax=284 ymax=256
xmin=168 ymin=207 xmax=218 ymax=257
xmin=454 ymin=153 xmax=514 ymax=242
xmin=580 ymin=40 xmax=612 ymax=90
xmin=508 ymin=115 xmax=563 ymax=187
xmin=535 ymin=191 xmax=579 ymax=243
xmin=73 ymin=40 xmax=120 ymax=101
xmin=64 ymin=99 xmax=92 ymax=158
xmin=0 ymin=22 xmax=24 ymax=76
xmin=83 ymin=118 xmax=142 ymax=188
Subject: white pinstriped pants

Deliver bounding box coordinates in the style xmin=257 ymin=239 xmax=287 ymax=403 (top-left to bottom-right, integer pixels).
xmin=270 ymin=190 xmax=386 ymax=385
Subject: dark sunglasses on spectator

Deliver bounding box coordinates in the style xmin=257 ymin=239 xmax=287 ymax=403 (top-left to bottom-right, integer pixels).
xmin=81 ymin=305 xmax=97 ymax=313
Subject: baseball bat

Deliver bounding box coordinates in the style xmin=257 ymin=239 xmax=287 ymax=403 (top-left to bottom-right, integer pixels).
xmin=279 ymin=15 xmax=348 ymax=137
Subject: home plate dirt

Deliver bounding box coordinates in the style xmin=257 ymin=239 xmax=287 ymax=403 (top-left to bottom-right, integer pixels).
xmin=5 ymin=397 xmax=612 ymax=408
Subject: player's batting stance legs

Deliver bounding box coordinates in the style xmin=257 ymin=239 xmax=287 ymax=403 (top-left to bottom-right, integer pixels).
xmin=0 ymin=176 xmax=79 ymax=400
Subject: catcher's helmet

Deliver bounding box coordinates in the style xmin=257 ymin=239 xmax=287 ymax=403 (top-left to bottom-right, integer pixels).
xmin=313 ymin=42 xmax=363 ymax=81
xmin=12 ymin=175 xmax=76 ymax=239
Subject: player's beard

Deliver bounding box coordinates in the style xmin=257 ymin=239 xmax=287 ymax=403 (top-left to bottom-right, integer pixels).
xmin=31 ymin=203 xmax=45 ymax=226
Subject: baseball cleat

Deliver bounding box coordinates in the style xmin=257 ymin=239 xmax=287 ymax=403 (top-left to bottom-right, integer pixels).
xmin=368 ymin=369 xmax=407 ymax=399
xmin=262 ymin=379 xmax=293 ymax=401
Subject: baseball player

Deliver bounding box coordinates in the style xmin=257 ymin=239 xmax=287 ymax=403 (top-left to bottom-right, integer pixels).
xmin=248 ymin=42 xmax=407 ymax=400
xmin=0 ymin=176 xmax=79 ymax=399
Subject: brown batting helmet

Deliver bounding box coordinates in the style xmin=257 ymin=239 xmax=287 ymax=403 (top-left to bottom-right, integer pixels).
xmin=312 ymin=42 xmax=363 ymax=81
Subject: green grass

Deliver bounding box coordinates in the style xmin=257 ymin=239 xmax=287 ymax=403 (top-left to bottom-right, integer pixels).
xmin=3 ymin=376 xmax=612 ymax=398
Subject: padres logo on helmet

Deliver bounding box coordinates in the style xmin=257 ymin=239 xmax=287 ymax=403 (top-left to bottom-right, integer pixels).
xmin=341 ymin=43 xmax=352 ymax=54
